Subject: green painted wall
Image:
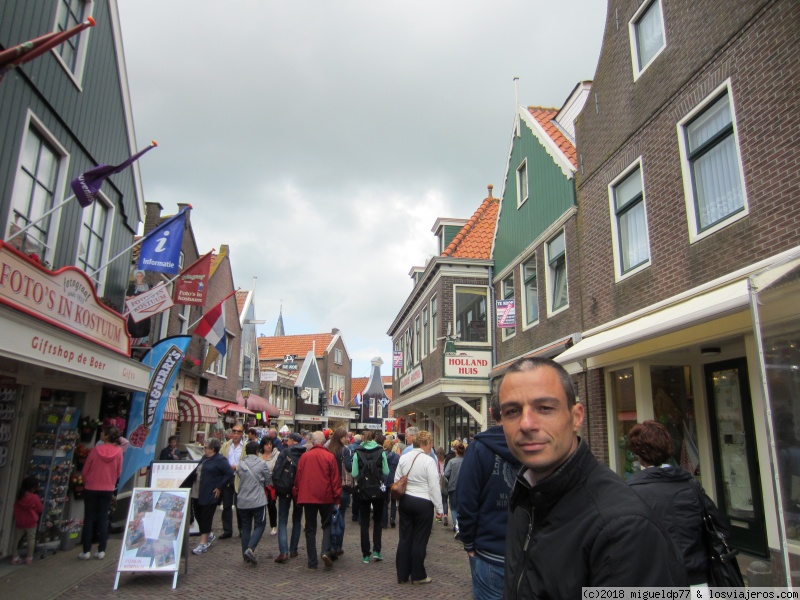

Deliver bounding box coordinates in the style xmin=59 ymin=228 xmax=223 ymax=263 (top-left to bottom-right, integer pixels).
xmin=492 ymin=122 xmax=575 ymax=273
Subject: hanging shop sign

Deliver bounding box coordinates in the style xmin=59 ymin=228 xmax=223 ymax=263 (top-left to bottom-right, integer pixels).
xmin=125 ymin=283 xmax=174 ymax=323
xmin=260 ymin=370 xmax=278 ymax=382
xmin=325 ymin=406 xmax=356 ymax=420
xmin=0 ymin=241 xmax=129 ymax=354
xmin=444 ymin=350 xmax=492 ymax=378
xmin=399 ymin=365 xmax=423 ymax=393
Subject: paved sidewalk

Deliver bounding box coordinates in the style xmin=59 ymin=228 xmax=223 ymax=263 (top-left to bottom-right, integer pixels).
xmin=2 ymin=509 xmax=474 ymax=599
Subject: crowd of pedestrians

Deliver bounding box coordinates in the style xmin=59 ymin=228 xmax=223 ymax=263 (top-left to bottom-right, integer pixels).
xmin=180 ymin=359 xmax=736 ymax=596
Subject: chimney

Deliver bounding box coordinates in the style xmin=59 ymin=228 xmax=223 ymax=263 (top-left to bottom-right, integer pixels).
xmin=144 ymin=202 xmax=163 ymax=235
xmin=487 ymin=184 xmax=493 ymax=198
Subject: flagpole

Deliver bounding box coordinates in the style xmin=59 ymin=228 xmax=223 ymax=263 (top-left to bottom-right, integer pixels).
xmin=5 ymin=195 xmax=77 ymax=243
xmin=188 ymin=288 xmax=239 ymax=331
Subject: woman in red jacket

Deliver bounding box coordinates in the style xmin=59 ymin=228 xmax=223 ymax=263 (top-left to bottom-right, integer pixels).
xmin=79 ymin=426 xmax=123 ymax=560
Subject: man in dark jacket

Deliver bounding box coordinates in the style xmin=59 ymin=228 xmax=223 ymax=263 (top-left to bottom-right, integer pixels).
xmin=293 ymin=431 xmax=341 ymax=569
xmin=273 ymin=433 xmax=305 ymax=563
xmin=456 ymin=424 xmax=520 ymax=600
xmin=498 ymin=357 xmax=688 ymax=598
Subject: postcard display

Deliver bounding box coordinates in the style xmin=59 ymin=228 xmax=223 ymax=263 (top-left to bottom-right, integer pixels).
xmin=28 ymin=405 xmax=80 ymax=554
xmin=115 ymin=488 xmax=190 ymax=590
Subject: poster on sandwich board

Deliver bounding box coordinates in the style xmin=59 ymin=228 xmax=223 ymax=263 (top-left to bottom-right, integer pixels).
xmin=114 ymin=488 xmax=189 ymax=590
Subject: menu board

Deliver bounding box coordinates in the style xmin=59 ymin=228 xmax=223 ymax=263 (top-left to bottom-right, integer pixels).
xmin=114 ymin=488 xmax=189 ymax=590
xmin=149 ymin=461 xmax=198 ymax=489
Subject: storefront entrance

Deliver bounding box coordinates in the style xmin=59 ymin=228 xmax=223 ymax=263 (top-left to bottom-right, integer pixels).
xmin=704 ymin=357 xmax=768 ymax=557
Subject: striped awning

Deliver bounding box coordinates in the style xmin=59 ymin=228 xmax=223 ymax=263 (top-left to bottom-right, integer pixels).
xmin=237 ymin=390 xmax=280 ymax=417
xmin=163 ymin=394 xmax=179 ymax=422
xmin=178 ymin=391 xmax=219 ymax=424
xmin=207 ymin=398 xmax=255 ymax=415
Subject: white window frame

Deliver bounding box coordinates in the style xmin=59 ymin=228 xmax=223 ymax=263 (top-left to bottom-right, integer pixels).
xmin=629 ymin=0 xmax=666 ymax=80
xmin=334 ymin=348 xmax=343 ymax=365
xmin=156 ymin=285 xmax=172 ymax=340
xmin=414 ymin=316 xmax=421 ymax=364
xmin=421 ymin=307 xmax=428 ymax=359
xmin=545 ymin=231 xmax=569 ymax=316
xmin=178 ymin=303 xmax=191 ymax=335
xmin=7 ymin=113 xmax=70 ymax=268
xmin=77 ymin=190 xmax=114 ymax=294
xmin=608 ymin=158 xmax=651 ymax=281
xmin=677 ymin=80 xmax=748 ymax=243
xmin=516 ymin=158 xmax=529 ymax=207
xmin=430 ymin=295 xmax=438 ymax=352
xmin=521 ymin=256 xmax=539 ymax=330
xmin=501 ymin=274 xmax=515 ymax=340
xmin=52 ymin=0 xmax=95 ymax=88
xmin=453 ymin=284 xmax=491 ymax=347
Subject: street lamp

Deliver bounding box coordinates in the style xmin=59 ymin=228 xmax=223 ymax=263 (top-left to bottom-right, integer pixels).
xmin=241 ymin=386 xmax=251 ymax=411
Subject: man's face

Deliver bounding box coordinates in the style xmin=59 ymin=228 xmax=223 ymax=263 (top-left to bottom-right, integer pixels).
xmin=498 ymin=366 xmax=584 ymax=483
xmin=286 ymin=437 xmax=295 ymax=447
xmin=406 ymin=433 xmax=415 ymax=445
xmin=169 ymin=439 xmax=178 ymax=449
xmin=231 ymin=427 xmax=244 ymax=444
xmin=248 ymin=432 xmax=258 ymax=442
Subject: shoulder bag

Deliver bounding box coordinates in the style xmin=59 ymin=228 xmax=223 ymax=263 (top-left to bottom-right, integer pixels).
xmin=390 ymin=452 xmax=422 ymax=501
xmin=688 ymin=477 xmax=745 ymax=587
xmin=341 ymin=448 xmax=354 ymax=493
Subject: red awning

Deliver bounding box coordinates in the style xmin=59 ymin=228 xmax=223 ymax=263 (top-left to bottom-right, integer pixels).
xmin=178 ymin=391 xmax=220 ymax=425
xmin=207 ymin=397 xmax=254 ymax=415
xmin=163 ymin=394 xmax=179 ymax=422
xmin=237 ymin=390 xmax=279 ymax=417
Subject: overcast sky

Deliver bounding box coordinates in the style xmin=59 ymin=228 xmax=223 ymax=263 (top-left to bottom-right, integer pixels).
xmin=117 ymin=0 xmax=607 ymax=378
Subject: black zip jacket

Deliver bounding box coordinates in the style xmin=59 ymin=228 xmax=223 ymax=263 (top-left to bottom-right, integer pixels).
xmin=627 ymin=465 xmax=728 ymax=585
xmin=505 ymin=440 xmax=688 ymax=598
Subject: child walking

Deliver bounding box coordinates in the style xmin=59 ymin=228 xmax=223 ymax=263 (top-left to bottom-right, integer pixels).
xmin=12 ymin=476 xmax=43 ymax=565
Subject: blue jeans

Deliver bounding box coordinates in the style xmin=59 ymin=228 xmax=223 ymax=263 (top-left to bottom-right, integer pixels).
xmin=277 ymin=495 xmax=303 ymax=554
xmin=469 ymin=555 xmax=505 ymax=600
xmin=448 ymin=491 xmax=459 ymax=529
xmin=238 ymin=505 xmax=266 ymax=553
xmin=335 ymin=489 xmax=350 ymax=551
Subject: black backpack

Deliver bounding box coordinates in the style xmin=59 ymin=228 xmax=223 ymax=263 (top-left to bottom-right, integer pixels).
xmin=355 ymin=446 xmax=385 ymax=500
xmin=272 ymin=449 xmax=299 ymax=496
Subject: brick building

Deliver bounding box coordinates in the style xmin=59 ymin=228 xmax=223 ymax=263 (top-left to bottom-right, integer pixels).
xmin=556 ymin=0 xmax=800 ymax=576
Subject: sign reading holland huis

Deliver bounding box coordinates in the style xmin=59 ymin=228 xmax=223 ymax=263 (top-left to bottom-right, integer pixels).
xmin=444 ymin=350 xmax=492 ymax=378
xmin=0 ymin=241 xmax=129 ymax=355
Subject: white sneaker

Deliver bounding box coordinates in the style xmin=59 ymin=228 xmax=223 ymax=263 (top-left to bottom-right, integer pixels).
xmin=78 ymin=552 xmax=91 ymax=560
xmin=192 ymin=543 xmax=209 ymax=555
xmin=94 ymin=551 xmax=105 ymax=560
xmin=271 ymin=527 xmax=277 ymax=536
xmin=207 ymin=532 xmax=216 ymax=544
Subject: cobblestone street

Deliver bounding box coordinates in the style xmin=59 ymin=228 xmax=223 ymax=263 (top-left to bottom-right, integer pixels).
xmin=1 ymin=508 xmax=474 ymax=600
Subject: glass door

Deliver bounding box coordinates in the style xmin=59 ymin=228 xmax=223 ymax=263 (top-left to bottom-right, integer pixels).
xmin=704 ymin=358 xmax=768 ymax=556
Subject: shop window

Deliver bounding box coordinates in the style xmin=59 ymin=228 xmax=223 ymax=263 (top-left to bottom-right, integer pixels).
xmin=610 ymin=367 xmax=637 ymax=478
xmin=678 ymin=85 xmax=747 ymax=241
xmin=629 ymin=0 xmax=666 ymax=79
xmin=454 ymin=285 xmax=489 ymax=344
xmin=650 ymin=365 xmax=699 ymax=473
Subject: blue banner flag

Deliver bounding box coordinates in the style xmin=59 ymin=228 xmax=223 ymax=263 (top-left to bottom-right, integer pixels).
xmin=119 ymin=335 xmax=192 ymax=488
xmin=137 ymin=207 xmax=189 ymax=275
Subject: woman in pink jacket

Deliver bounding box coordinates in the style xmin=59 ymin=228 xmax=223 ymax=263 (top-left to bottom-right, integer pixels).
xmin=79 ymin=425 xmax=123 ymax=560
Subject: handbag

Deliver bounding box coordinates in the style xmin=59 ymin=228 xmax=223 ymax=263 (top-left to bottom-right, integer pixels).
xmin=688 ymin=477 xmax=745 ymax=587
xmin=390 ymin=453 xmax=421 ymax=501
xmin=341 ymin=448 xmax=354 ymax=493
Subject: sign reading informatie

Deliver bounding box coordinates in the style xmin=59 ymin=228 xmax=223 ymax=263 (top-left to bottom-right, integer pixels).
xmin=115 ymin=488 xmax=190 ymax=590
xmin=444 ymin=350 xmax=492 ymax=378
xmin=399 ymin=365 xmax=423 ymax=393
xmin=0 ymin=241 xmax=129 ymax=355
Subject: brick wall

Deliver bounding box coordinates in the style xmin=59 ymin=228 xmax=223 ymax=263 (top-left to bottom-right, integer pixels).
xmin=576 ymin=0 xmax=800 ymax=330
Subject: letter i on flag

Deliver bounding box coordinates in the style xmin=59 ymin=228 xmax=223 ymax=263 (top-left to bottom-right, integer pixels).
xmin=137 ymin=206 xmax=190 ymax=275
xmin=195 ymin=290 xmax=237 ymax=370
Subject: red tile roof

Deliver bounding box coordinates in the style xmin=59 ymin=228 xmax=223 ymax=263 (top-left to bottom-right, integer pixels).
xmin=257 ymin=333 xmax=334 ymax=360
xmin=352 ymin=376 xmax=393 ymax=400
xmin=441 ymin=187 xmax=500 ymax=259
xmin=235 ymin=290 xmax=248 ymax=316
xmin=527 ymin=107 xmax=577 ymax=168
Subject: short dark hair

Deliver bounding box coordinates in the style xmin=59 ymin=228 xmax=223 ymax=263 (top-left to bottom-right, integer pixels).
xmin=168 ymin=435 xmax=178 ymax=444
xmin=245 ymin=441 xmax=260 ymax=456
xmin=206 ymin=438 xmax=222 ymax=453
xmin=627 ymin=420 xmax=673 ymax=466
xmin=493 ymin=357 xmax=577 ymax=418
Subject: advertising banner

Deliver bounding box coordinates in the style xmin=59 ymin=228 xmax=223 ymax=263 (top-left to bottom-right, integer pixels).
xmin=125 ymin=283 xmax=174 ymax=323
xmin=120 ymin=336 xmax=192 ymax=487
xmin=173 ymin=252 xmax=212 ymax=306
xmin=496 ymin=300 xmax=515 ymax=328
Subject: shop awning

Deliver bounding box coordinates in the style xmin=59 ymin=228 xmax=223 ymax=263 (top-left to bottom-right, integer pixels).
xmin=178 ymin=391 xmax=219 ymax=424
xmin=237 ymin=390 xmax=279 ymax=417
xmin=207 ymin=397 xmax=255 ymax=415
xmin=163 ymin=394 xmax=179 ymax=422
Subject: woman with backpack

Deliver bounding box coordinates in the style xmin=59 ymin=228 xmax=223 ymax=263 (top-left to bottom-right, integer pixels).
xmin=352 ymin=430 xmax=389 ymax=563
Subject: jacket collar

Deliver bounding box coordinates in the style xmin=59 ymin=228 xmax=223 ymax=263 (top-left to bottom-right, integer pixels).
xmin=510 ymin=439 xmax=594 ymax=513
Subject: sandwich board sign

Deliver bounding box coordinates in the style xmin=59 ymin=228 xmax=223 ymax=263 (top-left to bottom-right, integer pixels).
xmin=114 ymin=488 xmax=190 ymax=590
